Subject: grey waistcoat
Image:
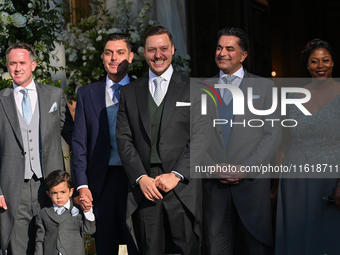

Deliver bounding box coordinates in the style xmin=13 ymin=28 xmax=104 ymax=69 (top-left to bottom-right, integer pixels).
xmin=16 ymin=101 xmax=42 ymax=179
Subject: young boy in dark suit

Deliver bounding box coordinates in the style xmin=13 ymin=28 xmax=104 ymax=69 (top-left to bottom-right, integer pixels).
xmin=34 ymin=170 xmax=95 ymax=255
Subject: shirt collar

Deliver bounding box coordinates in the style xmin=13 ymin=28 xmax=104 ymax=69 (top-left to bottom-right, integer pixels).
xmin=149 ymin=64 xmax=174 ymax=83
xmin=13 ymin=79 xmax=36 ymax=94
xmin=53 ymin=199 xmax=71 ymax=211
xmin=219 ymin=66 xmax=244 ymax=79
xmin=106 ymin=74 xmax=130 ymax=89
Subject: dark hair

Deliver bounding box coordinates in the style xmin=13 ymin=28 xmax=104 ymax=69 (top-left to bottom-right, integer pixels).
xmin=301 ymin=38 xmax=335 ymax=66
xmin=104 ymin=33 xmax=132 ymax=52
xmin=6 ymin=42 xmax=37 ymax=62
xmin=45 ymin=170 xmax=72 ymax=191
xmin=217 ymin=27 xmax=249 ymax=52
xmin=143 ymin=26 xmax=173 ymax=47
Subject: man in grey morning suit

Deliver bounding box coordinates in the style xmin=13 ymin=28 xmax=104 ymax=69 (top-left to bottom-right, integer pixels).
xmin=0 ymin=42 xmax=73 ymax=255
xmin=203 ymin=28 xmax=281 ymax=254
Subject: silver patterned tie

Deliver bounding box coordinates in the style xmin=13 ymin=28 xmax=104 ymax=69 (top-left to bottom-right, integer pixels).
xmin=222 ymin=75 xmax=237 ymax=105
xmin=56 ymin=206 xmax=65 ymax=216
xmin=21 ymin=88 xmax=32 ymax=124
xmin=153 ymin=76 xmax=165 ymax=106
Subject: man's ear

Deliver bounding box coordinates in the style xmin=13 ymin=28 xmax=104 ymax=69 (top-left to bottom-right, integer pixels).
xmin=240 ymin=51 xmax=248 ymax=63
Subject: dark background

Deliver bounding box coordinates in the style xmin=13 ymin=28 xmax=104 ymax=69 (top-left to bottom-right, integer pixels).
xmin=187 ymin=0 xmax=340 ymax=78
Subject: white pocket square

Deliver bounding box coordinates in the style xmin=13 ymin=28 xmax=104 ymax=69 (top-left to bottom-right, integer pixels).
xmin=49 ymin=102 xmax=57 ymax=113
xmin=176 ymin=102 xmax=191 ymax=107
xmin=252 ymin=95 xmax=260 ymax=99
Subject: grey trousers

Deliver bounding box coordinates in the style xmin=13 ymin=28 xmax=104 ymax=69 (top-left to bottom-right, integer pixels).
xmin=7 ymin=177 xmax=49 ymax=255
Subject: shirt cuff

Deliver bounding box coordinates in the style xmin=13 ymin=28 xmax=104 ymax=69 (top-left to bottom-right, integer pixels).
xmin=84 ymin=207 xmax=95 ymax=221
xmin=77 ymin=185 xmax=88 ymax=191
xmin=135 ymin=174 xmax=147 ymax=185
xmin=171 ymin=171 xmax=184 ymax=182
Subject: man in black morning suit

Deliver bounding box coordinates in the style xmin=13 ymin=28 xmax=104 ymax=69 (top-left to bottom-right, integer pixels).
xmin=117 ymin=26 xmax=201 ymax=255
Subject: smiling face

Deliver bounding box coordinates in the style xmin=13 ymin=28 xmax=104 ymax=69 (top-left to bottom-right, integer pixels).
xmin=102 ymin=39 xmax=134 ymax=83
xmin=6 ymin=49 xmax=36 ymax=88
xmin=47 ymin=181 xmax=74 ymax=207
xmin=144 ymin=34 xmax=174 ymax=76
xmin=215 ymin=35 xmax=248 ymax=75
xmin=308 ymin=48 xmax=334 ymax=79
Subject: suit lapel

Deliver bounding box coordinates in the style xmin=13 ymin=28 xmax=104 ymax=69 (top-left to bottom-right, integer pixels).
xmin=136 ymin=77 xmax=151 ymax=140
xmin=36 ymin=82 xmax=50 ymax=143
xmin=160 ymin=71 xmax=184 ymax=134
xmin=45 ymin=206 xmax=60 ymax=223
xmin=59 ymin=201 xmax=75 ymax=223
xmin=90 ymin=81 xmax=110 ymax=141
xmin=0 ymin=86 xmax=24 ymax=147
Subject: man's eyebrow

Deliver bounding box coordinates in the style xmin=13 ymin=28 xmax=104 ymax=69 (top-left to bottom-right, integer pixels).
xmin=216 ymin=45 xmax=235 ymax=50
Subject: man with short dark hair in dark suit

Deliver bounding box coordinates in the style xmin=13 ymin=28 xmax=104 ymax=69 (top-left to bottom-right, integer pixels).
xmin=72 ymin=33 xmax=139 ymax=255
xmin=203 ymin=27 xmax=281 ymax=255
xmin=117 ymin=26 xmax=201 ymax=255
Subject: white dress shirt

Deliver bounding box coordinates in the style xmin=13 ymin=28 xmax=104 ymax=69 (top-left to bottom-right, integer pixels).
xmin=148 ymin=64 xmax=174 ymax=96
xmin=219 ymin=66 xmax=245 ymax=97
xmin=13 ymin=79 xmax=37 ymax=116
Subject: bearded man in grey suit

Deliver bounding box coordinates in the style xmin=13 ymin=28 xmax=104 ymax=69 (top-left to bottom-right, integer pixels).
xmin=203 ymin=28 xmax=281 ymax=255
xmin=0 ymin=42 xmax=73 ymax=255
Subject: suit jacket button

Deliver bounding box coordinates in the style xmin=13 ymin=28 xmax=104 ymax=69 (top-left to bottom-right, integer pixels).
xmin=28 ymin=130 xmax=31 ymax=133
xmin=110 ymin=145 xmax=112 ymax=148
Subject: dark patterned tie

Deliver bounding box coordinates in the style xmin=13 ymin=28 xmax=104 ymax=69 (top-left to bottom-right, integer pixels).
xmin=112 ymin=83 xmax=122 ymax=107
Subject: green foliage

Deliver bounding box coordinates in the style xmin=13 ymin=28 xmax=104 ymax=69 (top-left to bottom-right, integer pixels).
xmin=0 ymin=0 xmax=65 ymax=89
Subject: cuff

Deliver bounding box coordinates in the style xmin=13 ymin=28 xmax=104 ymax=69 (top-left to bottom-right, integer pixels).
xmin=84 ymin=207 xmax=95 ymax=221
xmin=171 ymin=171 xmax=184 ymax=182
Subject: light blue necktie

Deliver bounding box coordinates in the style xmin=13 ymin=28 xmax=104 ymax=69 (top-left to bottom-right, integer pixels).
xmin=56 ymin=206 xmax=65 ymax=216
xmin=222 ymin=75 xmax=237 ymax=105
xmin=21 ymin=88 xmax=32 ymax=124
xmin=153 ymin=77 xmax=165 ymax=106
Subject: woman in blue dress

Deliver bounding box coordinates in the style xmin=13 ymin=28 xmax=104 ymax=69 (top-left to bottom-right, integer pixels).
xmin=275 ymin=39 xmax=340 ymax=255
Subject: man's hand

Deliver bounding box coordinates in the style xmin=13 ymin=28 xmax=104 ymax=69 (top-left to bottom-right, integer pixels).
xmin=80 ymin=195 xmax=93 ymax=212
xmin=154 ymin=173 xmax=181 ymax=193
xmin=218 ymin=164 xmax=247 ymax=185
xmin=79 ymin=188 xmax=93 ymax=211
xmin=139 ymin=176 xmax=163 ymax=201
xmin=0 ymin=196 xmax=7 ymax=210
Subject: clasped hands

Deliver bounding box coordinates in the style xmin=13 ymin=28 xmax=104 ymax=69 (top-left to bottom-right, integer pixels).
xmin=215 ymin=163 xmax=247 ymax=185
xmin=139 ymin=173 xmax=181 ymax=201
xmin=78 ymin=188 xmax=94 ymax=212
